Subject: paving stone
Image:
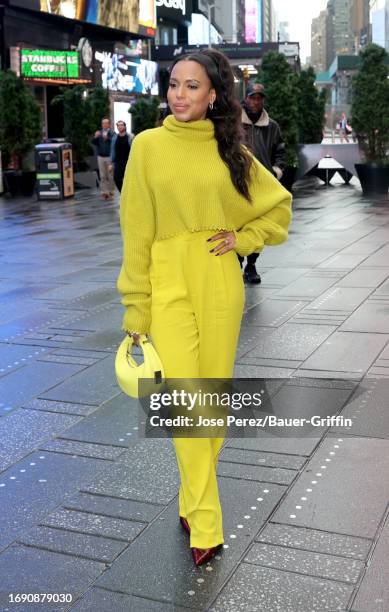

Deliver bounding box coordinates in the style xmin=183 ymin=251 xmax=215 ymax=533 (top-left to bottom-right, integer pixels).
xmin=17 ymin=525 xmax=127 ymax=563
xmin=95 ymin=477 xmax=286 ymax=608
xmin=0 ymin=310 xmax=68 ymax=341
xmin=217 ymin=461 xmax=296 ymax=485
xmin=63 ymin=492 xmax=164 ymax=523
xmin=352 ymin=513 xmax=389 ymax=612
xmin=220 ymin=447 xmax=306 ymax=470
xmin=70 ymin=588 xmax=186 ymax=612
xmin=68 ymin=329 xmax=122 ymax=351
xmin=257 ymin=523 xmax=371 ymax=559
xmin=86 ymin=440 xmax=179 ymax=505
xmin=234 ymin=364 xmax=296 ymax=378
xmin=0 ymin=344 xmax=47 ymax=372
xmin=39 ymin=439 xmax=126 ymax=461
xmin=37 ymin=354 xmax=97 ymax=366
xmin=244 ymin=541 xmax=363 ymax=583
xmin=209 ymin=562 xmax=353 ymax=611
xmin=51 ymin=304 xmax=120 ymax=332
xmin=272 ymin=436 xmax=389 ymax=539
xmin=306 ymin=286 xmax=372 ymax=311
xmin=360 ymin=244 xmax=389 ymax=267
xmin=227 ymin=436 xmax=320 ymax=456
xmin=274 ymin=275 xmax=338 ymax=298
xmin=22 ymin=399 xmax=98 ymax=417
xmin=0 ymin=451 xmax=108 ymax=550
xmin=302 ymin=331 xmax=389 ymax=373
xmin=59 ymin=393 xmax=139 ymax=446
xmin=243 ymin=300 xmax=306 ymax=327
xmin=50 ymin=348 xmax=111 ymax=360
xmin=0 ymin=408 xmax=80 ymax=472
xmin=243 ymin=324 xmax=336 ymax=361
xmin=337 ymin=269 xmax=389 ymax=288
xmin=330 ymin=378 xmax=389 ymax=439
xmin=0 ymin=545 xmax=105 ymax=612
xmin=260 ymin=267 xmax=310 ymax=287
xmin=39 ymin=354 xmax=120 ymax=406
xmin=319 ymin=253 xmax=369 ymax=269
xmin=41 ymin=508 xmax=145 ymax=542
xmin=340 ymin=301 xmax=389 ymax=333
xmin=0 ymin=361 xmax=84 ymax=408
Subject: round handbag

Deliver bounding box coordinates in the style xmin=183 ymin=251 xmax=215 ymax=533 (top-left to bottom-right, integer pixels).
xmin=115 ymin=334 xmax=165 ymax=398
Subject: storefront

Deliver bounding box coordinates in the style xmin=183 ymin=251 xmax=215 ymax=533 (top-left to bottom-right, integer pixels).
xmin=1 ymin=1 xmax=158 ymax=137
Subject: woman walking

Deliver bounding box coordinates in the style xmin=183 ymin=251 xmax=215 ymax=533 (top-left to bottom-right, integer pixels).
xmin=117 ymin=49 xmax=292 ymax=566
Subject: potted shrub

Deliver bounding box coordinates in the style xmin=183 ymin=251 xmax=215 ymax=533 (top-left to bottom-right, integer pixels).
xmin=351 ymin=44 xmax=389 ymax=195
xmin=258 ymin=52 xmax=299 ymax=192
xmin=297 ymin=66 xmax=326 ymax=145
xmin=0 ymin=70 xmax=42 ymax=197
xmin=52 ymin=85 xmax=110 ymax=188
xmin=129 ymin=95 xmax=161 ymax=135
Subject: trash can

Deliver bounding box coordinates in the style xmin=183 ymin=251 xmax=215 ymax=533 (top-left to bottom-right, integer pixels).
xmin=35 ymin=142 xmax=74 ymax=200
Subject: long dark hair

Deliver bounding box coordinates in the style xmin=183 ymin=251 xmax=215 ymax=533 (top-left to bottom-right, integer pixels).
xmin=169 ymin=49 xmax=254 ymax=202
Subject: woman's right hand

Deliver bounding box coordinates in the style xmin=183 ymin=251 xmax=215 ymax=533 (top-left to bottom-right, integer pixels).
xmin=128 ymin=332 xmax=141 ymax=345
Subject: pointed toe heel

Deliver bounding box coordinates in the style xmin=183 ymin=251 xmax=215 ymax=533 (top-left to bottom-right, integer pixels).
xmin=179 ymin=516 xmax=190 ymax=535
xmin=191 ymin=545 xmax=221 ymax=566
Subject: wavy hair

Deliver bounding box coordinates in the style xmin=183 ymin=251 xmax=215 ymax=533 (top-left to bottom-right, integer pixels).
xmin=169 ymin=49 xmax=254 ymax=202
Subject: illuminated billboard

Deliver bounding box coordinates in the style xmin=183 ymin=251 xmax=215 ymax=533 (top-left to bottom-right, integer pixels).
xmin=95 ymin=51 xmax=159 ymax=94
xmin=21 ymin=49 xmax=82 ymax=80
xmin=39 ymin=0 xmax=156 ymax=36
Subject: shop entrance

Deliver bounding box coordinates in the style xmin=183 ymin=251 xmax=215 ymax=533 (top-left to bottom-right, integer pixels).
xmin=46 ymin=86 xmax=64 ymax=139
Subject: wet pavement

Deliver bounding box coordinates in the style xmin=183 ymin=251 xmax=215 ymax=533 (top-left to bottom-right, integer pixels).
xmin=0 ymin=177 xmax=388 ymax=611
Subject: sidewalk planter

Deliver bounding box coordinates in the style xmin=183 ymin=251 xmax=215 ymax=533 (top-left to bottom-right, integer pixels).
xmin=5 ymin=171 xmax=35 ymax=197
xmin=355 ymin=163 xmax=389 ymax=195
xmin=3 ymin=170 xmax=37 ymax=197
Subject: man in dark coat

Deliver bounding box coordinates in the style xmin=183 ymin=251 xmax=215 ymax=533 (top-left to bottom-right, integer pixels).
xmin=240 ymin=83 xmax=285 ymax=284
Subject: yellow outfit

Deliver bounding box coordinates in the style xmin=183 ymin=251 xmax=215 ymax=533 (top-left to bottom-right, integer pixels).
xmin=117 ymin=114 xmax=292 ymax=548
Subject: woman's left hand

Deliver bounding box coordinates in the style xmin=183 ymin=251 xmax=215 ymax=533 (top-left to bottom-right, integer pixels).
xmin=207 ymin=231 xmax=236 ymax=256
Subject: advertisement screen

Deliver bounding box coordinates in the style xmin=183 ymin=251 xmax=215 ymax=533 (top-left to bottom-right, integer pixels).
xmin=39 ymin=1 xmax=156 ymax=35
xmin=95 ymin=51 xmax=159 ymax=94
xmin=245 ymin=0 xmax=258 ymax=43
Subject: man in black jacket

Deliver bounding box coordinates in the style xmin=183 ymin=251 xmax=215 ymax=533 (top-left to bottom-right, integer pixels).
xmin=240 ymin=83 xmax=285 ymax=284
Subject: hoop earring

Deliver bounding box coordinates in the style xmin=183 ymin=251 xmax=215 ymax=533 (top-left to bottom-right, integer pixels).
xmin=209 ymin=101 xmax=214 ymax=110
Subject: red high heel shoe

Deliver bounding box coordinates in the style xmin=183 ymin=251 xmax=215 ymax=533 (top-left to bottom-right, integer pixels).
xmin=179 ymin=516 xmax=190 ymax=535
xmin=191 ymin=544 xmax=222 ymax=566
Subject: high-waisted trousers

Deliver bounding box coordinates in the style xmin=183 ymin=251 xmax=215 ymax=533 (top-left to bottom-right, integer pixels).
xmin=149 ymin=231 xmax=245 ymax=548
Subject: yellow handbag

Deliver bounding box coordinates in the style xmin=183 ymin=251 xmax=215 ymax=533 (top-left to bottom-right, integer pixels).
xmin=115 ymin=334 xmax=165 ymax=398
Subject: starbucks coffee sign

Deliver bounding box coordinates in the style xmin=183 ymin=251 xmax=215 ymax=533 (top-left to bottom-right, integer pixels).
xmin=21 ymin=49 xmax=80 ymax=80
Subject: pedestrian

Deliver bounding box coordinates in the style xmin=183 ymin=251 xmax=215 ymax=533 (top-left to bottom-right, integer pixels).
xmin=92 ymin=117 xmax=115 ymax=200
xmin=110 ymin=120 xmax=132 ymax=193
xmin=240 ymin=82 xmax=286 ymax=284
xmin=340 ymin=111 xmax=351 ymax=143
xmin=116 ymin=49 xmax=292 ymax=566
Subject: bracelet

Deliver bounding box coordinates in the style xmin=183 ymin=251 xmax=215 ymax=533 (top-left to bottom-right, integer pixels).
xmin=126 ymin=330 xmax=142 ymax=337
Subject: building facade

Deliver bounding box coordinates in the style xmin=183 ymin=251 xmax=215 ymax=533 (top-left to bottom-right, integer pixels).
xmin=349 ymin=0 xmax=371 ymax=52
xmin=311 ymin=10 xmax=327 ymax=73
xmin=326 ymin=0 xmax=354 ymax=69
xmin=370 ymin=0 xmax=389 ymax=51
xmin=0 ymin=1 xmax=157 ymax=138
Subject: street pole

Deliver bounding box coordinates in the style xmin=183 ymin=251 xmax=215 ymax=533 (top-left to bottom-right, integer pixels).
xmin=208 ymin=1 xmax=215 ymax=48
xmin=208 ymin=2 xmax=211 ymax=48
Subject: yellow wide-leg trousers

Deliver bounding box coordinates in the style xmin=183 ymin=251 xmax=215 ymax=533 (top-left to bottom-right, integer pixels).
xmin=150 ymin=231 xmax=245 ymax=548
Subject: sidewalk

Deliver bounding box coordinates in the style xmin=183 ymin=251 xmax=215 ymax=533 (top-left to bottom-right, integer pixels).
xmin=0 ymin=177 xmax=388 ymax=611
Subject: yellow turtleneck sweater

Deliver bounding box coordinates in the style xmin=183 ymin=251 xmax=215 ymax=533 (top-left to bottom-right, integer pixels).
xmin=117 ymin=114 xmax=292 ymax=334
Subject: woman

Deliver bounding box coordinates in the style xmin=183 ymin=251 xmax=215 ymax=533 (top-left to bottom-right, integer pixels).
xmin=117 ymin=49 xmax=292 ymax=566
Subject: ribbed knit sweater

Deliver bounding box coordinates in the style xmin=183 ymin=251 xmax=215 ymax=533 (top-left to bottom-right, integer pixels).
xmin=117 ymin=114 xmax=292 ymax=334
